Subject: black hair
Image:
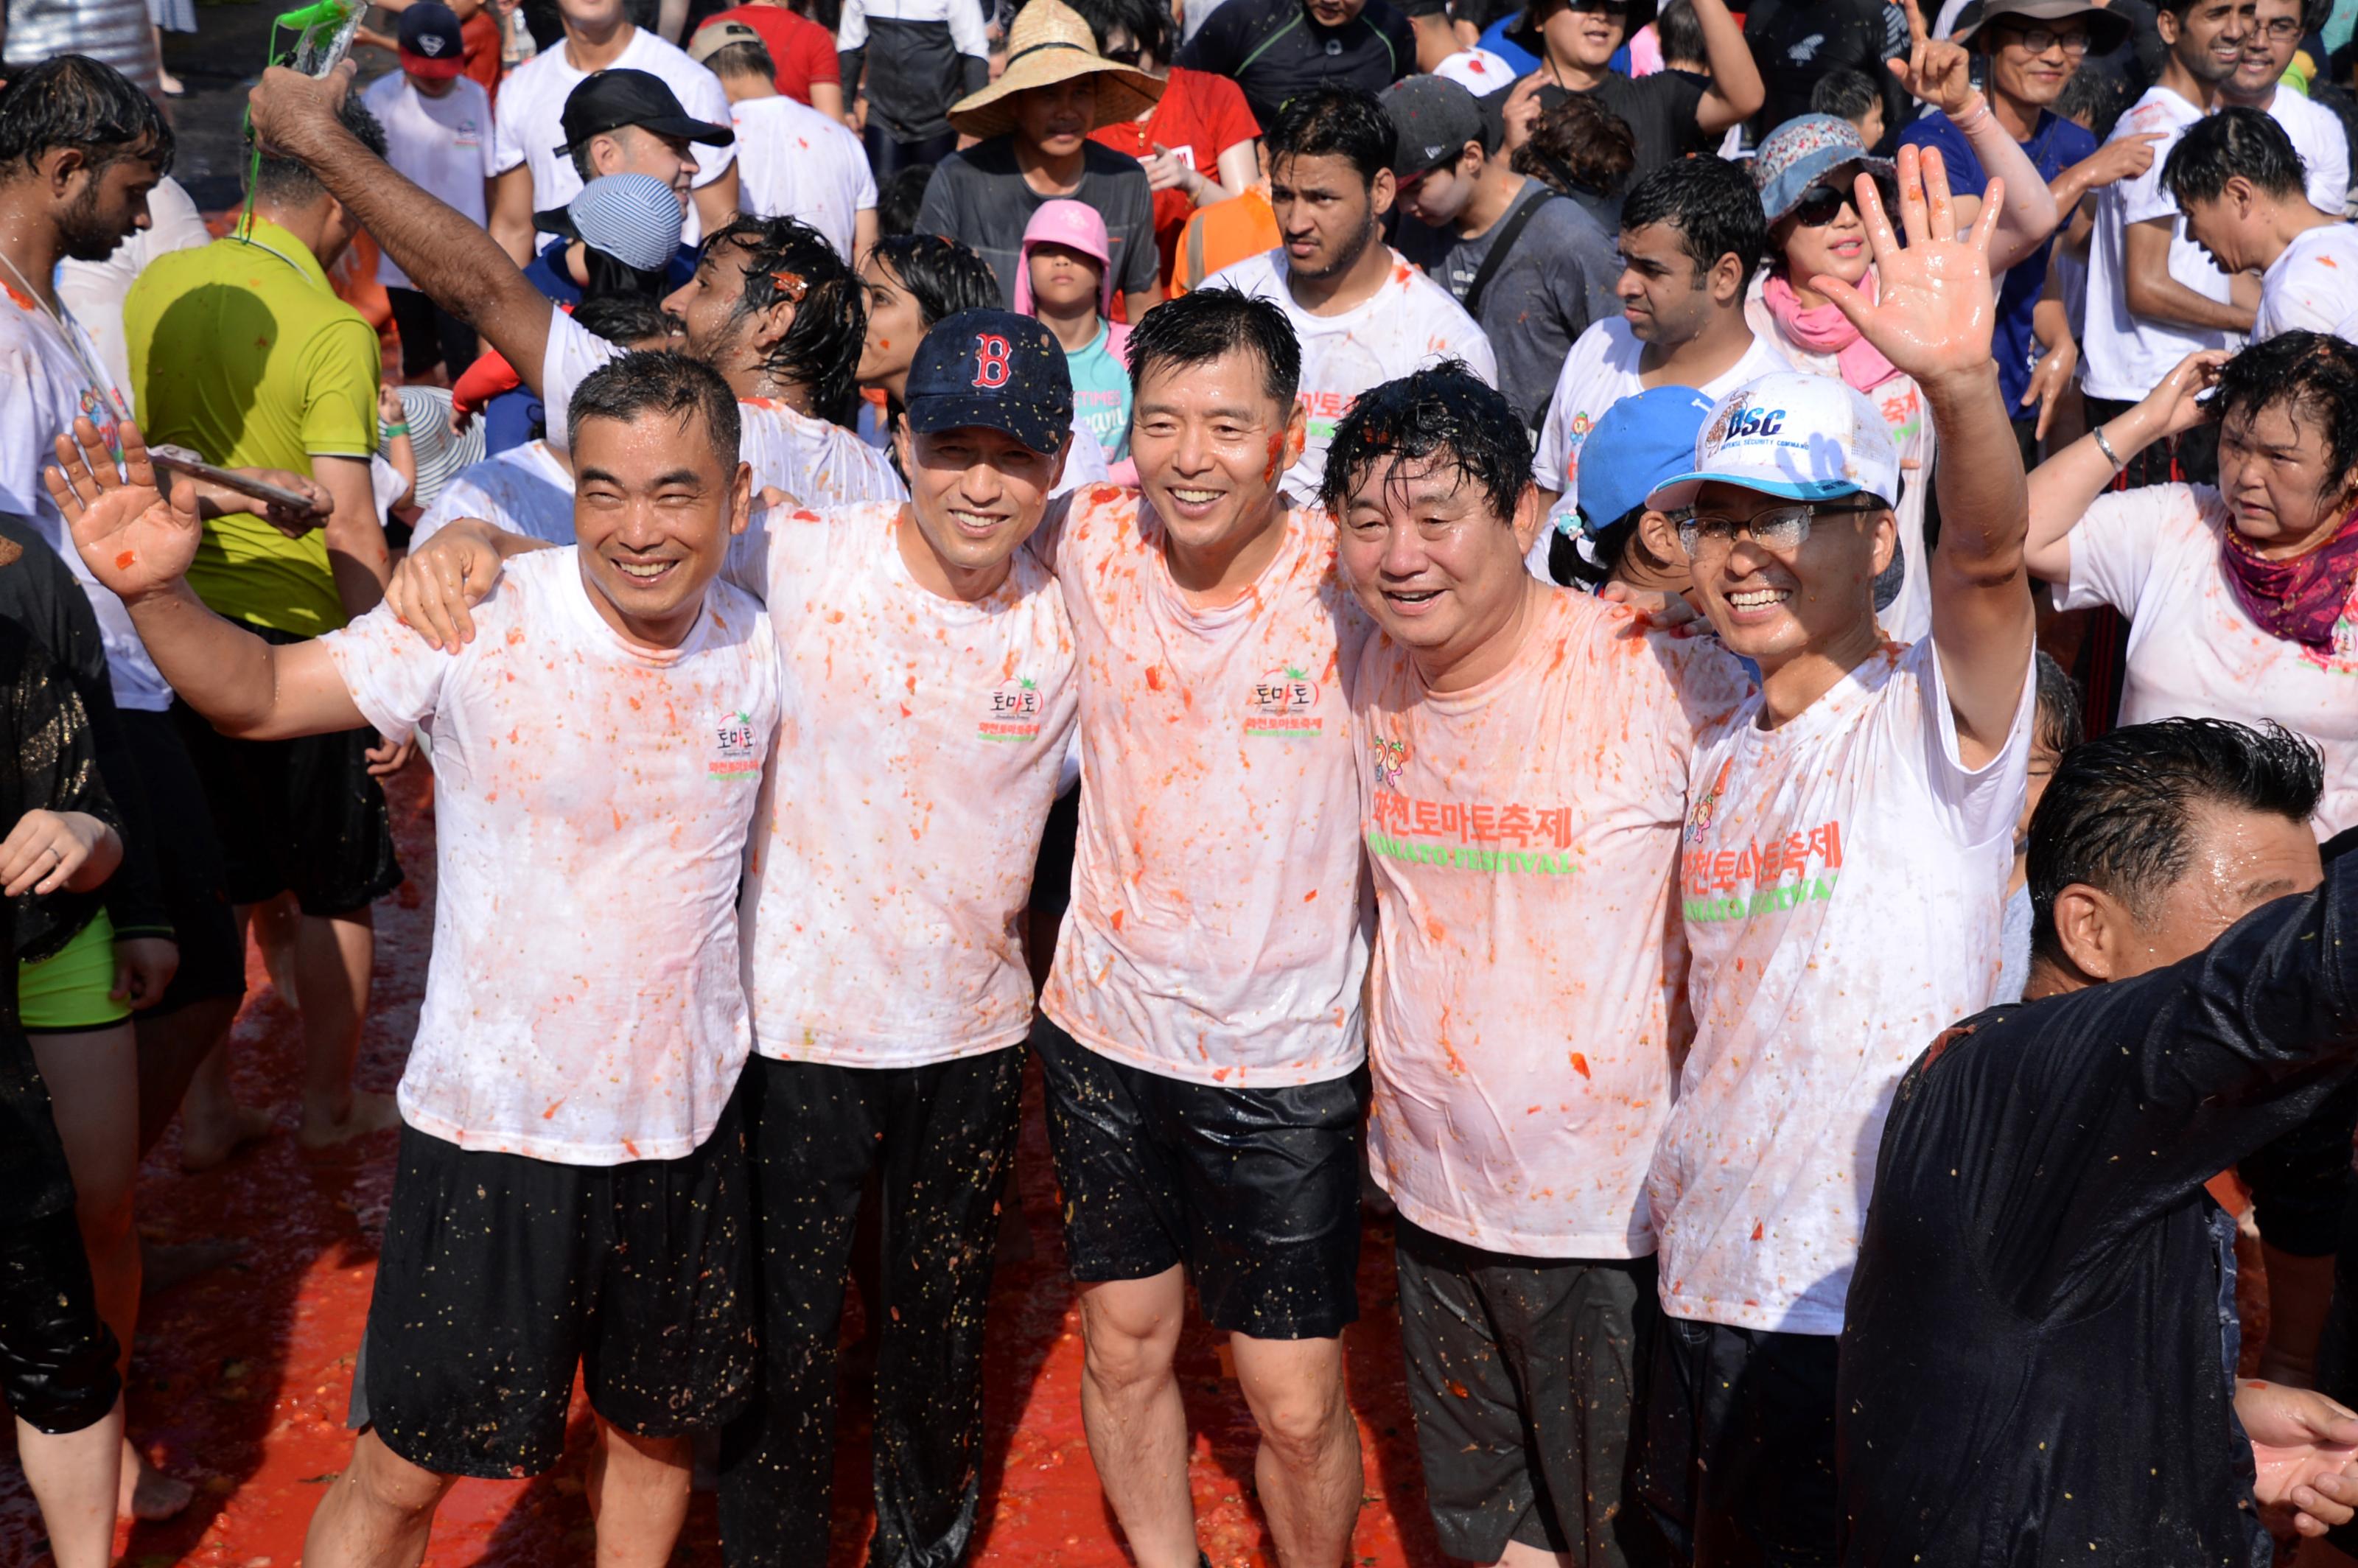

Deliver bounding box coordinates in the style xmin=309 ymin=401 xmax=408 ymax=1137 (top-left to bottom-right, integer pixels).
xmin=1125 ymin=287 xmax=1301 ymax=408
xmin=1319 ymin=362 xmax=1532 ymax=522
xmin=1656 ymin=0 xmax=1706 ymax=65
xmin=704 ymin=38 xmax=777 ymax=80
xmin=704 ymin=213 xmax=866 ymax=411
xmin=1264 ymin=84 xmax=1394 ymax=189
xmin=571 ymin=294 xmax=684 ymax=346
xmin=2033 ymin=648 xmax=2085 ymax=756
xmin=2211 ymin=330 xmax=2358 ymax=497
xmin=2163 ymin=105 xmax=2309 ymax=206
xmin=1617 ymin=154 xmax=1768 ymax=282
xmin=870 ymin=232 xmax=1001 ymax=327
xmin=1512 ymin=91 xmax=1636 ymax=199
xmin=2051 ymin=66 xmax=2124 ymax=140
xmin=0 ymin=55 xmax=175 ymax=180
xmin=1561 ymin=504 xmax=1682 ymax=589
xmin=1809 ymin=66 xmax=1883 ymax=125
xmin=254 ymin=92 xmax=385 ymax=206
xmin=568 ymin=348 xmax=744 ymax=474
xmin=1060 ymin=0 xmax=1170 ymax=64
xmin=876 ymin=163 xmax=936 ymax=237
xmin=2028 ymin=718 xmax=2323 ymax=966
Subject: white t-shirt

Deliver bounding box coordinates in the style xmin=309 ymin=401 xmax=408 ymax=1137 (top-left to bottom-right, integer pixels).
xmin=491 ymin=26 xmax=736 ymax=245
xmin=2061 ymin=482 xmax=2358 ymax=838
xmin=1357 ymin=587 xmax=1753 ymax=1258
xmin=322 ymin=548 xmax=780 ymax=1164
xmin=53 ymin=174 xmax=210 ymax=415
xmin=1648 ymin=636 xmax=2033 ymax=1334
xmin=2083 ymin=87 xmax=2241 ymax=403
xmin=2264 ymin=87 xmax=2351 ymax=217
xmin=0 ymin=287 xmax=169 ymax=711
xmin=727 ymin=92 xmax=876 ymax=263
xmin=365 ymin=72 xmax=497 ymax=293
xmin=1533 ymin=317 xmax=1794 ymax=504
xmin=1041 ymin=486 xmax=1376 ymax=1088
xmin=732 ymin=502 xmax=1080 ymax=1066
xmin=541 ymin=309 xmax=906 ymax=506
xmin=1205 ymin=248 xmax=1500 ymax=505
xmin=2256 ymin=222 xmax=2358 ymax=342
xmin=412 ymin=440 xmax=579 ymax=548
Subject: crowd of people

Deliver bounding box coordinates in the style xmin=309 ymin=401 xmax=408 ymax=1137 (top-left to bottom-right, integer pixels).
xmin=6 ymin=0 xmax=2358 ymax=1564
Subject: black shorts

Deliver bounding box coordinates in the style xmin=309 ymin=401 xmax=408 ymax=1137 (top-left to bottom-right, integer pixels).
xmin=0 ymin=1206 xmax=123 ymax=1435
xmin=384 ymin=286 xmax=480 ymax=381
xmin=1396 ymin=1219 xmax=1662 ymax=1565
xmin=171 ymin=625 xmax=402 ymax=918
xmin=1637 ymin=1316 xmax=1839 ymax=1568
xmin=118 ymin=708 xmax=245 ymax=1011
xmin=1033 ymin=1018 xmax=1365 ymax=1340
xmin=352 ymin=1100 xmax=757 ymax=1479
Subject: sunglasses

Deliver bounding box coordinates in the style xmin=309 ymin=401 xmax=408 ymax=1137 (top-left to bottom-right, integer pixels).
xmin=1103 ymin=43 xmax=1142 ymax=62
xmin=1789 ymin=175 xmax=1896 ymax=228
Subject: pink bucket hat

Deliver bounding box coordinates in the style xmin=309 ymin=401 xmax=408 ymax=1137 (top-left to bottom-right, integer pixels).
xmin=1014 ymin=198 xmax=1114 ymax=318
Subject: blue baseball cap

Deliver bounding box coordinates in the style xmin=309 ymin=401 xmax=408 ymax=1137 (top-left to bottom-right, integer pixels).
xmin=905 ymin=309 xmax=1074 ymax=457
xmin=1573 ymin=386 xmax=1717 ymax=535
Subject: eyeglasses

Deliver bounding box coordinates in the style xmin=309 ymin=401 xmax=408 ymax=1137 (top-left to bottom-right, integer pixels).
xmin=1674 ymin=501 xmax=1878 ymax=558
xmin=2256 ymin=16 xmax=2303 ymax=39
xmin=1789 ymin=175 xmax=1895 ymax=227
xmin=1995 ymin=22 xmax=2093 ymax=57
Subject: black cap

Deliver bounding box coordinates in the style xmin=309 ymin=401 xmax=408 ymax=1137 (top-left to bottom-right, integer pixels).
xmin=1382 ymin=75 xmax=1488 ymax=178
xmin=905 ymin=310 xmax=1074 ymax=457
xmin=396 ymin=0 xmax=466 ymax=74
xmin=555 ymin=69 xmax=732 ymax=158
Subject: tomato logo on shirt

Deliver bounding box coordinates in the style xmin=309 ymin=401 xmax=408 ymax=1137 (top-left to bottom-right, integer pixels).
xmin=1246 ymin=665 xmax=1323 ymax=738
xmin=1371 ymin=733 xmax=1408 ymax=791
xmin=979 ymin=676 xmax=1043 ymax=742
xmin=708 ymin=710 xmax=761 ymax=780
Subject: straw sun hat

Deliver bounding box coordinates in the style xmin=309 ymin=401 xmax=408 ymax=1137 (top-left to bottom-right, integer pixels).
xmin=947 ymin=0 xmax=1164 ymax=141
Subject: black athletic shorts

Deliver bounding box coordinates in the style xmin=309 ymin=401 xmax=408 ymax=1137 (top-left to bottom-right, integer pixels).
xmin=352 ymin=1099 xmax=757 ymax=1479
xmin=384 ymin=286 xmax=480 ymax=381
xmin=172 ymin=623 xmax=402 ymax=918
xmin=1396 ymin=1219 xmax=1662 ymax=1566
xmin=1637 ymin=1316 xmax=1840 ymax=1568
xmin=0 ymin=1206 xmax=123 ymax=1435
xmin=118 ymin=708 xmax=244 ymax=1011
xmin=1033 ymin=1018 xmax=1365 ymax=1340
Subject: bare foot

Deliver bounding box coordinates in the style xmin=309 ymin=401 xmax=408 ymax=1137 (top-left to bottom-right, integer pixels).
xmin=296 ymin=1088 xmax=403 ymax=1160
xmin=141 ymin=1235 xmax=247 ymax=1295
xmin=122 ymin=1442 xmax=194 ymax=1521
xmin=178 ymin=1102 xmax=277 ymax=1172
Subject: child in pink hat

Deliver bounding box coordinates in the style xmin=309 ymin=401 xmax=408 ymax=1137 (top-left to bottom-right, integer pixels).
xmin=1017 ymin=199 xmax=1135 ymax=475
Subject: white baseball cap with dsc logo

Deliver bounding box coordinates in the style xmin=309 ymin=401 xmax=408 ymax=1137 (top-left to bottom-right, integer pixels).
xmin=1645 ymin=372 xmax=1903 ymax=514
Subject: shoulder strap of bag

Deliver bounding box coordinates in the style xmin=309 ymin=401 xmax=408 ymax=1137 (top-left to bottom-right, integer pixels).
xmin=1460 ymin=190 xmax=1554 ymax=319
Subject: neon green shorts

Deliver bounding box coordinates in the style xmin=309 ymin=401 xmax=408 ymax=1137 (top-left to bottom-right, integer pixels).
xmin=18 ymin=911 xmax=130 ymax=1033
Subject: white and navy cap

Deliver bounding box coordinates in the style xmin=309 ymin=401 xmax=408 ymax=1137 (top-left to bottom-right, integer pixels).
xmin=534 ymin=172 xmax=684 ymax=272
xmin=1645 ymin=372 xmax=1903 ymax=514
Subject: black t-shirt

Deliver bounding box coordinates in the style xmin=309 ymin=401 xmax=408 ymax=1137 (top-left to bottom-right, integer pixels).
xmin=1743 ymin=0 xmax=1907 ymax=145
xmin=1177 ymin=0 xmax=1413 ymax=135
xmin=1527 ymin=69 xmax=1707 ymax=187
xmin=1836 ymin=858 xmax=2358 ymax=1567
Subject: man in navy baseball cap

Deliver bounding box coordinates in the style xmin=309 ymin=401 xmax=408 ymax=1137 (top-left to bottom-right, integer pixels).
xmin=903 ymin=308 xmax=1077 ymax=460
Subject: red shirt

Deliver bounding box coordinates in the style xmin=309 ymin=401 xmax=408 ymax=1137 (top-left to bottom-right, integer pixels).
xmin=1089 ymin=67 xmax=1259 ymax=284
xmin=699 ymin=4 xmax=842 ymax=107
xmin=461 ymin=9 xmax=502 ymax=108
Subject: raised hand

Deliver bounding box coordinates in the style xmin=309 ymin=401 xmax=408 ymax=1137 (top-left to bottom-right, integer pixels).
xmin=245 ymin=57 xmax=360 ymax=161
xmin=1811 ymin=143 xmax=2003 ymax=387
xmin=44 ymin=416 xmax=205 ymax=602
xmin=2135 ymin=348 xmax=2231 ymax=440
xmin=1886 ymin=1 xmax=1976 ymax=119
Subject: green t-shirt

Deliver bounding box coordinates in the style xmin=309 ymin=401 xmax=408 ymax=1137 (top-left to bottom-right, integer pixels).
xmin=124 ymin=218 xmax=379 ymax=636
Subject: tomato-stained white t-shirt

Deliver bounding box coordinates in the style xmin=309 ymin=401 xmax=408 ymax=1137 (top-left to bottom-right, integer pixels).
xmin=323 ymin=548 xmax=780 ymax=1164
xmin=1647 ymin=636 xmax=2032 ymax=1333
xmin=732 ymin=501 xmax=1080 ymax=1066
xmin=1041 ymin=484 xmax=1376 ymax=1087
xmin=1356 ymin=587 xmax=1753 ymax=1258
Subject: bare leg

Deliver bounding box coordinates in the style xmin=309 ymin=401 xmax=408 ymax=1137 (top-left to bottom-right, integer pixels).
xmin=1230 ymin=1331 xmax=1361 ymax=1568
xmin=584 ymin=1421 xmax=693 ymax=1568
xmin=15 ymin=1397 xmax=123 ymax=1568
xmin=152 ymin=25 xmax=184 ymax=94
xmin=1076 ymin=1268 xmax=1197 ymax=1568
xmin=294 ymin=909 xmax=399 ymax=1152
xmin=179 ymin=905 xmax=278 ymax=1172
xmin=1494 ymin=1542 xmax=1575 ymax=1568
xmin=301 ymin=1429 xmax=455 ymax=1568
xmin=135 ymin=994 xmax=239 ymax=1159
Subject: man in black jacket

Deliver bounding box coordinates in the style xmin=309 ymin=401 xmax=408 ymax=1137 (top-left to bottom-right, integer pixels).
xmin=1839 ymin=718 xmax=2358 ymax=1566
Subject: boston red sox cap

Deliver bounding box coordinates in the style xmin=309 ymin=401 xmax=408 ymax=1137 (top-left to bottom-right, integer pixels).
xmin=905 ymin=309 xmax=1074 ymax=457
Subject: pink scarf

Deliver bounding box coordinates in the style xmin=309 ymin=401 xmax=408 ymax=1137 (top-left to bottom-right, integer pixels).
xmin=2220 ymin=503 xmax=2358 ymax=654
xmin=1761 ymin=271 xmax=1900 ymax=395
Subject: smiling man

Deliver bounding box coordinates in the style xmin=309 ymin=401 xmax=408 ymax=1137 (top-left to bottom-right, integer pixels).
xmin=2223 ymin=0 xmax=2348 ymax=214
xmin=1326 ymin=363 xmax=1749 ymax=1568
xmin=48 ymin=352 xmax=780 ymax=1568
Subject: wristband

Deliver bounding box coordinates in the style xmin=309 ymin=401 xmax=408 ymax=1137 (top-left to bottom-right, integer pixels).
xmin=1954 ymin=95 xmax=1992 ymax=133
xmin=2091 ymin=424 xmax=2126 ymax=472
xmin=384 ymin=421 xmax=410 ymax=437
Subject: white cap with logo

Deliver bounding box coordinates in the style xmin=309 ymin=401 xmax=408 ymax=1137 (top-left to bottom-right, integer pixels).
xmin=1645 ymin=372 xmax=1903 ymax=514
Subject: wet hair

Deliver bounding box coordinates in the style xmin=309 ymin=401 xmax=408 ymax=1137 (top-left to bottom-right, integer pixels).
xmin=253 ymin=91 xmax=385 ymax=206
xmin=2163 ymin=105 xmax=2310 ymax=205
xmin=704 ymin=38 xmax=776 ymax=80
xmin=1655 ymin=0 xmax=1706 ymax=66
xmin=1125 ymin=287 xmax=1301 ymax=409
xmin=1511 ymin=91 xmax=1636 ymax=200
xmin=2028 ymin=718 xmax=2323 ymax=966
xmin=1264 ymin=84 xmax=1394 ymax=189
xmin=704 ymin=213 xmax=866 ymax=411
xmin=2211 ymin=330 xmax=2358 ymax=498
xmin=2052 ymin=66 xmax=2124 ymax=140
xmin=2033 ymin=649 xmax=2085 ymax=757
xmin=571 ymin=294 xmax=683 ymax=346
xmin=1617 ymin=154 xmax=1768 ymax=283
xmin=1319 ymin=362 xmax=1531 ymax=522
xmin=1060 ymin=0 xmax=1169 ymax=64
xmin=0 ymin=55 xmax=175 ymax=180
xmin=870 ymin=232 xmax=1001 ymax=326
xmin=1809 ymin=66 xmax=1882 ymax=127
xmin=568 ymin=348 xmax=743 ymax=474
xmin=876 ymin=163 xmax=936 ymax=237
